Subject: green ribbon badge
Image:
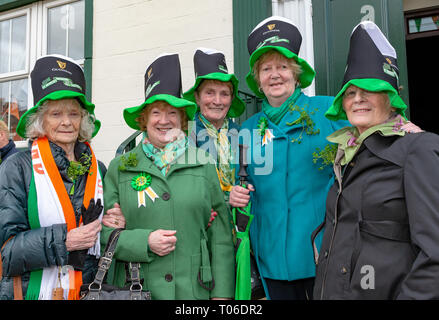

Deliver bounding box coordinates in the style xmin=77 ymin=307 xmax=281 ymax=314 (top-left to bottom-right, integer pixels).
xmin=257 ymin=117 xmax=268 ymax=137
xmin=131 ymin=173 xmax=152 ymax=191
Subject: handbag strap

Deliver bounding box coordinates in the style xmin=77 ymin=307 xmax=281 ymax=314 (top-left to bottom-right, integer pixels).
xmin=1 ymin=236 xmax=23 ymax=300
xmin=88 ymin=228 xmax=124 ymax=291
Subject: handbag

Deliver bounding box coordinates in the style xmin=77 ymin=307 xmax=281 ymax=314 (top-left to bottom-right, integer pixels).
xmin=80 ymin=228 xmax=151 ymax=300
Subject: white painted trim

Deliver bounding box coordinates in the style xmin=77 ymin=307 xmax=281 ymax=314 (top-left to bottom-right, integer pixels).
xmin=272 ymin=0 xmax=315 ymax=96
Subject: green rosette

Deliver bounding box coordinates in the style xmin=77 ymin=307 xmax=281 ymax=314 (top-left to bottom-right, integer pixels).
xmin=131 ymin=173 xmax=152 ymax=191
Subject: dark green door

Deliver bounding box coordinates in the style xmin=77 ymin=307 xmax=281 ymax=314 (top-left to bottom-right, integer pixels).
xmin=312 ymin=0 xmax=410 ymax=116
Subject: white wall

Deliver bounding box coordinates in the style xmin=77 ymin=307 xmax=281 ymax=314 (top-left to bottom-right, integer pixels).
xmin=91 ymin=0 xmax=234 ymax=166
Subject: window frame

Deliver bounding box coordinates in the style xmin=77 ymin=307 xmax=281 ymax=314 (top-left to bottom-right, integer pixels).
xmin=405 ymin=5 xmax=439 ymax=40
xmin=0 ymin=7 xmax=31 ymax=79
xmin=0 ymin=0 xmax=90 ymax=148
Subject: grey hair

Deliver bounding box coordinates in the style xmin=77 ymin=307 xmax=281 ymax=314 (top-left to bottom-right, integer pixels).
xmin=25 ymin=99 xmax=95 ymax=142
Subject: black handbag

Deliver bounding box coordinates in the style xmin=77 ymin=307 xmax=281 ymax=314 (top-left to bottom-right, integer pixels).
xmin=80 ymin=228 xmax=151 ymax=300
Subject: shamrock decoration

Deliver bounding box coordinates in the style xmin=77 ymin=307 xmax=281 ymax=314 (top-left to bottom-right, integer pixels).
xmin=131 ymin=172 xmax=152 ymax=191
xmin=257 ymin=117 xmax=269 ymax=137
xmin=119 ymin=152 xmax=138 ymax=171
xmin=287 ymin=105 xmax=320 ymax=144
xmin=312 ymin=144 xmax=338 ymax=171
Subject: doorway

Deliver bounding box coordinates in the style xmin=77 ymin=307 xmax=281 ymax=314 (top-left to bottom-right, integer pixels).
xmin=405 ymin=6 xmax=439 ymax=134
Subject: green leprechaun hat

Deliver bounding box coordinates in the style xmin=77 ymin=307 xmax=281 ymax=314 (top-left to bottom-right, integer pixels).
xmin=183 ymin=47 xmax=245 ymax=118
xmin=123 ymin=53 xmax=197 ymax=130
xmin=325 ymin=21 xmax=407 ymax=121
xmin=16 ymin=54 xmax=100 ymax=138
xmin=246 ymin=15 xmax=316 ymax=98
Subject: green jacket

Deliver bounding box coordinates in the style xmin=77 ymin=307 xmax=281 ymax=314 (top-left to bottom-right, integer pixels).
xmin=101 ymin=144 xmax=235 ymax=300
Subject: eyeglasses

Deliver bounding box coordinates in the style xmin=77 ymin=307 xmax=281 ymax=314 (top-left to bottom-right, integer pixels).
xmin=343 ymin=87 xmax=375 ymax=100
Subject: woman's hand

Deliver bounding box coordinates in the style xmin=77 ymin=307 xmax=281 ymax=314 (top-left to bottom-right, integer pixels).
xmin=229 ymin=184 xmax=255 ymax=208
xmin=148 ymin=229 xmax=177 ymax=256
xmin=65 ymin=219 xmax=102 ymax=251
xmin=102 ymin=203 xmax=126 ymax=229
xmin=401 ymin=121 xmax=423 ymax=133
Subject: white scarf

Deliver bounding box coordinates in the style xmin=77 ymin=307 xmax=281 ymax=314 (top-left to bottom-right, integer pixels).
xmin=27 ymin=137 xmax=103 ymax=300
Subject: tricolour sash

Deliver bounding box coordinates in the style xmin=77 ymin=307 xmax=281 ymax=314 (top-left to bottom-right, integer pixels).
xmin=26 ymin=137 xmax=103 ymax=300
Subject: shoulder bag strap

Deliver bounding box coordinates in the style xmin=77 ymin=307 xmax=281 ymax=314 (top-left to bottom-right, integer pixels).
xmin=88 ymin=228 xmax=124 ymax=291
xmin=1 ymin=236 xmax=23 ymax=300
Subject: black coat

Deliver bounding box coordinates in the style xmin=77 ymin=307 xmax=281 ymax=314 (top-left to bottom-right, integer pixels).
xmin=313 ymin=132 xmax=439 ymax=300
xmin=0 ymin=141 xmax=106 ymax=300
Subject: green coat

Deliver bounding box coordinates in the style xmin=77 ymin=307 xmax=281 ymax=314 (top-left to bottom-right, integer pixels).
xmin=101 ymin=144 xmax=235 ymax=300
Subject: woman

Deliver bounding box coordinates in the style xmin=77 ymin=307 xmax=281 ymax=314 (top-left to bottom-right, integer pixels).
xmin=101 ymin=53 xmax=235 ymax=300
xmin=0 ymin=55 xmax=104 ymax=300
xmin=0 ymin=120 xmax=18 ymax=165
xmin=183 ymin=48 xmax=245 ymax=201
xmin=229 ymin=16 xmax=351 ymax=300
xmin=313 ymin=21 xmax=439 ymax=300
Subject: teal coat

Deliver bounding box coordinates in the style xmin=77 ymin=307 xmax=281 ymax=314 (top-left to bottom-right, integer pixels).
xmin=240 ymin=92 xmax=348 ymax=291
xmin=101 ymin=144 xmax=235 ymax=300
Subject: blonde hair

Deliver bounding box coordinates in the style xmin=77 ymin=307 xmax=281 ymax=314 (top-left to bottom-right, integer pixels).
xmin=136 ymin=100 xmax=188 ymax=132
xmin=26 ymin=98 xmax=95 ymax=142
xmin=252 ymin=50 xmax=302 ymax=90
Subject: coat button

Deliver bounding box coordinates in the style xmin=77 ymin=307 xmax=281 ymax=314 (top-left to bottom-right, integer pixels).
xmin=162 ymin=192 xmax=170 ymax=201
xmin=165 ymin=273 xmax=173 ymax=282
xmin=324 ymin=251 xmax=328 ymax=258
xmin=341 ymin=267 xmax=347 ymax=274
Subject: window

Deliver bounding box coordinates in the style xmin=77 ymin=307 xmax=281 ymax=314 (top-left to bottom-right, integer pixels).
xmin=0 ymin=0 xmax=85 ymax=145
xmin=405 ymin=6 xmax=439 ymax=40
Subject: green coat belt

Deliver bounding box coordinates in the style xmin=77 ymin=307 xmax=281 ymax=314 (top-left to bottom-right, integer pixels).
xmin=101 ymin=144 xmax=235 ymax=300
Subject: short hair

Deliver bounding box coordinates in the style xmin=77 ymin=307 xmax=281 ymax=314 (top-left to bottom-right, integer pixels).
xmin=195 ymin=79 xmax=234 ymax=97
xmin=251 ymin=50 xmax=302 ymax=90
xmin=0 ymin=120 xmax=9 ymax=139
xmin=25 ymin=98 xmax=95 ymax=142
xmin=135 ymin=100 xmax=188 ymax=132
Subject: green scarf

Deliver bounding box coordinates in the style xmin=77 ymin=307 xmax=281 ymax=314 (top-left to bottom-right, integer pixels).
xmin=262 ymin=86 xmax=301 ymax=125
xmin=327 ymin=113 xmax=407 ymax=166
xmin=198 ymin=113 xmax=235 ymax=192
xmin=142 ymin=132 xmax=188 ymax=176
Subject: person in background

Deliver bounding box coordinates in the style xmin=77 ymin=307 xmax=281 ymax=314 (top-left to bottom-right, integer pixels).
xmin=101 ymin=53 xmax=235 ymax=300
xmin=0 ymin=120 xmax=18 ymax=166
xmin=313 ymin=21 xmax=439 ymax=300
xmin=0 ymin=54 xmax=104 ymax=300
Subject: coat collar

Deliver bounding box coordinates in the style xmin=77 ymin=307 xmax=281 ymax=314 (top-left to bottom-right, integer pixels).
xmin=258 ymin=92 xmax=309 ymax=138
xmin=122 ymin=142 xmax=205 ymax=180
xmin=363 ymin=132 xmax=405 ymax=167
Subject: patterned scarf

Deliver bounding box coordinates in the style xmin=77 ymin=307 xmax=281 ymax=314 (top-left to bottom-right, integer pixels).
xmin=142 ymin=131 xmax=188 ymax=176
xmin=327 ymin=113 xmax=407 ymax=166
xmin=198 ymin=113 xmax=235 ymax=192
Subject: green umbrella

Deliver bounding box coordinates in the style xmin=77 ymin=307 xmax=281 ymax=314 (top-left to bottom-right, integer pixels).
xmin=233 ymin=144 xmax=254 ymax=300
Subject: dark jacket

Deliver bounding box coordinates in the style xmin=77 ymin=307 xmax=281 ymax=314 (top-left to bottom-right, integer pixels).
xmin=0 ymin=141 xmax=106 ymax=300
xmin=0 ymin=140 xmax=18 ymax=165
xmin=313 ymin=132 xmax=439 ymax=300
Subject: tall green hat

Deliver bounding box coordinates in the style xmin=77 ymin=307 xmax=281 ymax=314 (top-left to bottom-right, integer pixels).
xmin=325 ymin=21 xmax=407 ymax=121
xmin=183 ymin=47 xmax=245 ymax=118
xmin=123 ymin=53 xmax=197 ymax=130
xmin=16 ymin=54 xmax=100 ymax=138
xmin=246 ymin=15 xmax=316 ymax=98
